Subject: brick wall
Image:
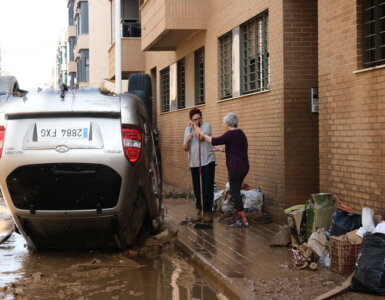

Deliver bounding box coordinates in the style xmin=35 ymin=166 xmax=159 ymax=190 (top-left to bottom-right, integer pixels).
xmin=318 ymin=0 xmax=385 ymax=213
xmin=144 ymin=0 xmax=319 ymax=222
xmin=282 ymin=0 xmax=319 ymax=211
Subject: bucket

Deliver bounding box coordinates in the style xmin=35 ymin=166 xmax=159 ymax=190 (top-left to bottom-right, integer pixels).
xmin=311 ymin=193 xmax=335 ymax=232
xmin=311 ymin=193 xmax=333 ymax=204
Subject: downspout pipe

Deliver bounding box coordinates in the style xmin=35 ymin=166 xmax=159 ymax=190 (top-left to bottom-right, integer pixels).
xmin=115 ymin=0 xmax=122 ymax=94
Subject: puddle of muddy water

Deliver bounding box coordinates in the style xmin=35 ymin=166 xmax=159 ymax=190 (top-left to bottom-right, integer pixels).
xmin=0 ymin=223 xmax=223 ymax=300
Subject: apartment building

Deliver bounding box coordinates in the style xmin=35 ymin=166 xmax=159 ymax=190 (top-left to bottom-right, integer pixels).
xmin=141 ymin=0 xmax=319 ymax=221
xmin=65 ymin=0 xmax=111 ymax=88
xmin=56 ymin=0 xmax=385 ymax=221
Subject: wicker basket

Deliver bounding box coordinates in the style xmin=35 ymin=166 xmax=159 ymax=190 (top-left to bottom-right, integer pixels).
xmin=330 ymin=235 xmax=361 ymax=274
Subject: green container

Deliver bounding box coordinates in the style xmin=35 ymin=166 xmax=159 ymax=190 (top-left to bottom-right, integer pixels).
xmin=311 ymin=193 xmax=335 ymax=232
xmin=305 ymin=199 xmax=314 ymax=239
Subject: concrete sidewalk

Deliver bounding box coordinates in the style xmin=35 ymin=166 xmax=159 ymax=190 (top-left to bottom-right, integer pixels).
xmin=163 ymin=196 xmax=381 ymax=300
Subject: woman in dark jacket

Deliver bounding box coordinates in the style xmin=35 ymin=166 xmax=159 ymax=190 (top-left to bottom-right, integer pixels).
xmin=194 ymin=113 xmax=249 ymax=227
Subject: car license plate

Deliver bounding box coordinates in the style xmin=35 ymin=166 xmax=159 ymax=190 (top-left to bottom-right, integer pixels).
xmin=37 ymin=123 xmax=90 ymax=140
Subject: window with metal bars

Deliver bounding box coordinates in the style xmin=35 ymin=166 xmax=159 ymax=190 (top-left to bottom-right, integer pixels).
xmin=160 ymin=67 xmax=170 ymax=112
xmin=194 ymin=47 xmax=205 ymax=105
xmin=177 ymin=58 xmax=186 ymax=109
xmin=240 ymin=11 xmax=269 ymax=95
xmin=219 ymin=32 xmax=233 ymax=99
xmin=362 ymin=0 xmax=385 ymax=67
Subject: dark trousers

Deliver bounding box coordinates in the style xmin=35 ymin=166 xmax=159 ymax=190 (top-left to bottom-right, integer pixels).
xmin=229 ymin=172 xmax=247 ymax=211
xmin=190 ymin=162 xmax=215 ymax=212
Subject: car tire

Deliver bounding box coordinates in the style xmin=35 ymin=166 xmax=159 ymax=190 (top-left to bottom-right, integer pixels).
xmin=0 ymin=76 xmax=19 ymax=95
xmin=128 ymin=73 xmax=152 ymax=121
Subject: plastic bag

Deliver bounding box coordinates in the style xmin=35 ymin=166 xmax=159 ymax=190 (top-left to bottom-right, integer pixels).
xmin=326 ymin=209 xmax=362 ymax=237
xmin=242 ymin=188 xmax=263 ymax=212
xmin=212 ymin=189 xmax=225 ymax=212
xmin=357 ymin=206 xmax=375 ymax=237
xmin=351 ymin=233 xmax=385 ymax=295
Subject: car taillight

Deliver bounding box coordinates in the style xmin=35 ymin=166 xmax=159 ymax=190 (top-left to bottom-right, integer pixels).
xmin=0 ymin=126 xmax=5 ymax=159
xmin=121 ymin=127 xmax=142 ymax=164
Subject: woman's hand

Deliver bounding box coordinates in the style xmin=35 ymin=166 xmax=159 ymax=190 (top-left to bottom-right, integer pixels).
xmin=211 ymin=146 xmax=224 ymax=152
xmin=193 ymin=123 xmax=203 ymax=137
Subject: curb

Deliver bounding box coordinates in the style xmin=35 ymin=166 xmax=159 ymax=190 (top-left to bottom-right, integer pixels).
xmin=174 ymin=238 xmax=249 ymax=300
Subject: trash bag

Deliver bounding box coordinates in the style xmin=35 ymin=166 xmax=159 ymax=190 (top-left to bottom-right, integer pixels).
xmin=357 ymin=206 xmax=375 ymax=237
xmin=326 ymin=209 xmax=362 ymax=238
xmin=350 ymin=233 xmax=385 ymax=295
xmin=212 ymin=189 xmax=225 ymax=212
xmin=242 ymin=188 xmax=263 ymax=212
xmin=285 ymin=205 xmax=307 ymax=247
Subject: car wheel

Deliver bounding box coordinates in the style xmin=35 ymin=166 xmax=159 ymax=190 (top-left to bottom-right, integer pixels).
xmin=128 ymin=73 xmax=152 ymax=121
xmin=149 ymin=152 xmax=163 ymax=234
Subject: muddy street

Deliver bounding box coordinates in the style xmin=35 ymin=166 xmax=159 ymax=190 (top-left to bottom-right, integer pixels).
xmin=0 ymin=199 xmax=224 ymax=300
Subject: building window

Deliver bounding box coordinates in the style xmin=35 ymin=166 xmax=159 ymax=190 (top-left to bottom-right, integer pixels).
xmin=240 ymin=11 xmax=269 ymax=95
xmin=219 ymin=32 xmax=233 ymax=99
xmin=77 ymin=49 xmax=89 ymax=83
xmin=194 ymin=47 xmax=205 ymax=105
xmin=77 ymin=1 xmax=89 ymax=35
xmin=160 ymin=67 xmax=170 ymax=112
xmin=68 ymin=0 xmax=74 ymax=26
xmin=69 ymin=37 xmax=77 ymax=61
xmin=362 ymin=0 xmax=385 ymax=68
xmin=177 ymin=58 xmax=185 ymax=109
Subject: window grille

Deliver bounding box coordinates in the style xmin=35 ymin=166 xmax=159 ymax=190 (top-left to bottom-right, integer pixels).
xmin=362 ymin=0 xmax=385 ymax=67
xmin=177 ymin=58 xmax=186 ymax=109
xmin=219 ymin=32 xmax=233 ymax=99
xmin=160 ymin=67 xmax=170 ymax=112
xmin=194 ymin=48 xmax=205 ymax=105
xmin=240 ymin=11 xmax=269 ymax=94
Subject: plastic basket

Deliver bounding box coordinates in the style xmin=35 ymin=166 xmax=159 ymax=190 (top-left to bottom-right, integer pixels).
xmin=330 ymin=236 xmax=361 ymax=274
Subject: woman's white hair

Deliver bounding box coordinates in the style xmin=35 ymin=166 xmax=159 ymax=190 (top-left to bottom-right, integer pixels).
xmin=223 ymin=113 xmax=238 ymax=128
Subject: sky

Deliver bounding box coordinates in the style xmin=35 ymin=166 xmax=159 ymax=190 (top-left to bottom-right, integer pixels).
xmin=0 ymin=0 xmax=67 ymax=89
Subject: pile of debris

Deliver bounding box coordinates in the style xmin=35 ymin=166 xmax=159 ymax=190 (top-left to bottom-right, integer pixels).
xmin=213 ymin=182 xmax=271 ymax=223
xmin=270 ymin=192 xmax=385 ymax=297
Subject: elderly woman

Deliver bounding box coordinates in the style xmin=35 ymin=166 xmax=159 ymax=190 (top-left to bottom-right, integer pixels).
xmin=194 ymin=113 xmax=249 ymax=227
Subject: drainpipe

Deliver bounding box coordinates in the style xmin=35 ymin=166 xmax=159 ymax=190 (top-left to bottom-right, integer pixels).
xmin=115 ymin=0 xmax=122 ymax=94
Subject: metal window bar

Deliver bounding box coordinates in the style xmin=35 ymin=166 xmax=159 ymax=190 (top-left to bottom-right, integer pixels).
xmin=219 ymin=32 xmax=233 ymax=99
xmin=160 ymin=67 xmax=170 ymax=112
xmin=241 ymin=11 xmax=269 ymax=95
xmin=177 ymin=58 xmax=186 ymax=109
xmin=362 ymin=0 xmax=385 ymax=67
xmin=194 ymin=48 xmax=205 ymax=105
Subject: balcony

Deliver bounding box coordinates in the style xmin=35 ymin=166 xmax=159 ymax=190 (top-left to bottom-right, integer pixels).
xmin=108 ymin=38 xmax=144 ymax=80
xmin=67 ymin=61 xmax=77 ymax=73
xmin=67 ymin=25 xmax=76 ymax=39
xmin=141 ymin=0 xmax=207 ymax=51
xmin=74 ymin=34 xmax=89 ymax=59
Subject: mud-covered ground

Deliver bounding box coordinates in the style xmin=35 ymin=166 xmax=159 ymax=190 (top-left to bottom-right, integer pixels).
xmin=1 ymin=194 xmax=383 ymax=300
xmin=0 ymin=198 xmax=225 ymax=300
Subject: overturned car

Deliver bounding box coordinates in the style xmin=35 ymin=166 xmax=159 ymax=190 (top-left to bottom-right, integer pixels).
xmin=0 ymin=74 xmax=162 ymax=250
